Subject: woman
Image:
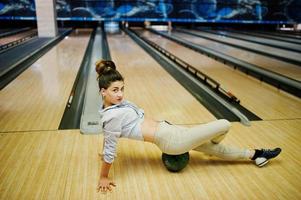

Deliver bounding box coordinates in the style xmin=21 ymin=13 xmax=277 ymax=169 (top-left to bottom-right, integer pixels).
xmin=96 ymin=59 xmax=281 ymax=193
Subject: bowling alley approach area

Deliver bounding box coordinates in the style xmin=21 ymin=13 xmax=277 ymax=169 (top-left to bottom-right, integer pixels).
xmin=1 ymin=1 xmax=301 ymax=200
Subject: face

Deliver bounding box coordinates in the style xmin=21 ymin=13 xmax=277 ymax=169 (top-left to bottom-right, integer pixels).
xmin=101 ymin=81 xmax=124 ymax=107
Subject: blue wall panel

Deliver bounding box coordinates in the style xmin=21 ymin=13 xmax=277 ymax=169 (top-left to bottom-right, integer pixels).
xmin=0 ymin=0 xmax=300 ymax=23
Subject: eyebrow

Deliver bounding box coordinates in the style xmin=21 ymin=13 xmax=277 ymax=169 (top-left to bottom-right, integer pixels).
xmin=112 ymin=86 xmax=123 ymax=89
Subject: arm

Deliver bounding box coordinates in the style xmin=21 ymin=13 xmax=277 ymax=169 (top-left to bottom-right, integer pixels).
xmin=97 ymin=130 xmax=119 ymax=193
xmin=100 ymin=161 xmax=112 ymax=178
xmin=98 ymin=112 xmax=122 ymax=192
xmin=97 ymin=161 xmax=116 ymax=193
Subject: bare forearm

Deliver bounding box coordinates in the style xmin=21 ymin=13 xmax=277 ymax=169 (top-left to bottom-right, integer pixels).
xmin=97 ymin=161 xmax=115 ymax=193
xmin=100 ymin=161 xmax=112 ymax=178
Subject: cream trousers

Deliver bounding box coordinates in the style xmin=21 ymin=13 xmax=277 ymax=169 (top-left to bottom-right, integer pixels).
xmin=154 ymin=119 xmax=250 ymax=160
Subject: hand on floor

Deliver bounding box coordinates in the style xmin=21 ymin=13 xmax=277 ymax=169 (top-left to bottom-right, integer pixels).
xmin=97 ymin=177 xmax=116 ymax=193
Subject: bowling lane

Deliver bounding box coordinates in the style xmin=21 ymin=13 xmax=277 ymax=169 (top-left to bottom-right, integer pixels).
xmin=107 ymin=33 xmax=215 ymax=124
xmin=1 ymin=119 xmax=301 ymax=199
xmin=229 ymin=30 xmax=301 ymax=45
xmin=173 ymin=30 xmax=301 ymax=81
xmin=0 ymin=29 xmax=92 ymax=132
xmin=0 ymin=29 xmax=36 ymax=45
xmin=206 ymin=29 xmax=301 ymax=52
xmin=185 ymin=29 xmax=301 ymax=63
xmin=140 ymin=30 xmax=301 ymax=120
xmin=256 ymin=30 xmax=301 ymax=40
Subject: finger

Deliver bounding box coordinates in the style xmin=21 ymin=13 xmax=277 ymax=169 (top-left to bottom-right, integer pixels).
xmin=110 ymin=182 xmax=116 ymax=187
xmin=97 ymin=185 xmax=101 ymax=192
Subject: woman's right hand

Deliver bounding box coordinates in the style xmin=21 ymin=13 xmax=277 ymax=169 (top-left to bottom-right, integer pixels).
xmin=97 ymin=177 xmax=116 ymax=193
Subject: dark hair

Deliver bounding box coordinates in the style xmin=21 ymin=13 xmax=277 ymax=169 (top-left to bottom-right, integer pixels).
xmin=95 ymin=59 xmax=124 ymax=90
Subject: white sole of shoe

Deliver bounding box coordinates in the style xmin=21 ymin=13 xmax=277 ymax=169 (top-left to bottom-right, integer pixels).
xmin=257 ymin=159 xmax=269 ymax=167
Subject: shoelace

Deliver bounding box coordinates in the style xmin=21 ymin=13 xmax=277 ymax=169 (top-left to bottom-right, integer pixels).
xmin=260 ymin=148 xmax=280 ymax=159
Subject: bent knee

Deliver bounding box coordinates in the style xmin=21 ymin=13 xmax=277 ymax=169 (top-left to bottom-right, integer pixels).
xmin=217 ymin=119 xmax=231 ymax=132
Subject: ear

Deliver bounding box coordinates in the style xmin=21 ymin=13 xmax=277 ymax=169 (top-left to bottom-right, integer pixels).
xmin=100 ymin=88 xmax=106 ymax=96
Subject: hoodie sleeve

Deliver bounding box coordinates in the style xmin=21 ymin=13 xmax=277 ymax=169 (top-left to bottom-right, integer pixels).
xmin=101 ymin=112 xmax=123 ymax=164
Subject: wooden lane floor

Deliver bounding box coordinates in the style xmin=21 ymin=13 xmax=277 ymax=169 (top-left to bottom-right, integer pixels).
xmin=189 ymin=29 xmax=301 ymax=54
xmin=0 ymin=29 xmax=92 ymax=132
xmin=0 ymin=29 xmax=37 ymax=45
xmin=184 ymin=29 xmax=301 ymax=65
xmin=107 ymin=33 xmax=215 ymax=124
xmin=0 ymin=30 xmax=300 ymax=200
xmin=141 ymin=30 xmax=301 ymax=120
xmin=0 ymin=119 xmax=300 ymax=199
xmin=210 ymin=29 xmax=301 ymax=51
xmin=173 ymin=30 xmax=301 ymax=81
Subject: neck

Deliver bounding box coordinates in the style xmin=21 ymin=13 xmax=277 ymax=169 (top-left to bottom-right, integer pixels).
xmin=103 ymin=100 xmax=123 ymax=109
xmin=103 ymin=101 xmax=111 ymax=109
xmin=103 ymin=104 xmax=110 ymax=109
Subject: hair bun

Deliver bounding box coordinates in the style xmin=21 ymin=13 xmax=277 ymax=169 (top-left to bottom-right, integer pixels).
xmin=95 ymin=59 xmax=116 ymax=77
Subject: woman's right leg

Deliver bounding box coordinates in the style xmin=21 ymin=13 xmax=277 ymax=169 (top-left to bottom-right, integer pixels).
xmin=154 ymin=119 xmax=232 ymax=155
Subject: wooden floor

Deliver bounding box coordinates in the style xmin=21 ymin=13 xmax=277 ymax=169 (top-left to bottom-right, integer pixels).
xmin=143 ymin=30 xmax=301 ymax=120
xmin=107 ymin=33 xmax=216 ymax=124
xmin=0 ymin=29 xmax=301 ymax=200
xmin=174 ymin=30 xmax=301 ymax=81
xmin=185 ymin=29 xmax=301 ymax=62
xmin=0 ymin=29 xmax=36 ymax=45
xmin=0 ymin=29 xmax=91 ymax=132
xmin=0 ymin=120 xmax=300 ymax=200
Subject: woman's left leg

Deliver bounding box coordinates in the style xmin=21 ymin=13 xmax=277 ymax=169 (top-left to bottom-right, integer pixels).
xmin=154 ymin=119 xmax=281 ymax=166
xmin=193 ymin=142 xmax=254 ymax=160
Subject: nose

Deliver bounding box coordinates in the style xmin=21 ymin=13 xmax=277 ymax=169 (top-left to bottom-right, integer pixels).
xmin=117 ymin=90 xmax=123 ymax=98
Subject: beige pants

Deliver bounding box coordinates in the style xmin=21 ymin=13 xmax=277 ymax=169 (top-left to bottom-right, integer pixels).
xmin=154 ymin=119 xmax=250 ymax=160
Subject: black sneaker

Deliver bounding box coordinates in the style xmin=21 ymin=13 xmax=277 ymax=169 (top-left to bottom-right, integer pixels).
xmin=255 ymin=148 xmax=282 ymax=167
